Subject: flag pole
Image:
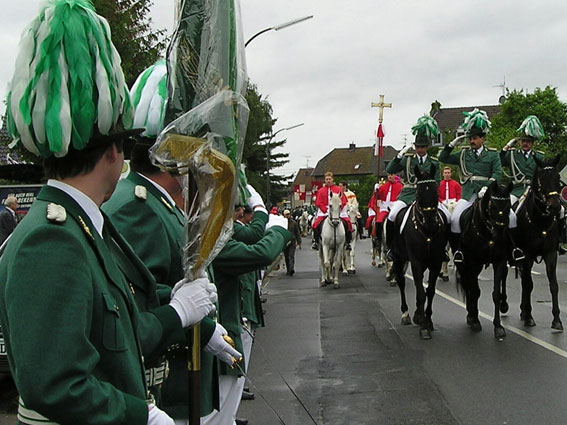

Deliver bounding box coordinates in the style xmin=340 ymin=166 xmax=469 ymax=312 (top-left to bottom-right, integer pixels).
xmin=371 ymin=95 xmax=392 ymax=179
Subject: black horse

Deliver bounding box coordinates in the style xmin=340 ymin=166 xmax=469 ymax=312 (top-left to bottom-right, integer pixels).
xmin=456 ymin=180 xmax=513 ymax=339
xmin=515 ymin=155 xmax=563 ymax=330
xmin=391 ymin=165 xmax=448 ymax=339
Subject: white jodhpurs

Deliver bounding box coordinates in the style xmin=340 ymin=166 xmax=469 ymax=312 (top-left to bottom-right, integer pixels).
xmin=451 ymin=195 xmax=517 ymax=233
xmin=387 ymin=200 xmax=407 ymax=223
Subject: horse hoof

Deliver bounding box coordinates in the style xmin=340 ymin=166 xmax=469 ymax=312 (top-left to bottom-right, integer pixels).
xmin=420 ymin=328 xmax=432 ymax=340
xmin=389 ymin=279 xmax=397 ymax=287
xmin=377 ymin=263 xmax=383 ymax=268
xmin=494 ymin=327 xmax=506 ymax=340
xmin=401 ymin=314 xmax=412 ymax=326
xmin=551 ymin=320 xmax=564 ymax=331
xmin=470 ymin=321 xmax=482 ymax=332
xmin=413 ymin=312 xmax=425 ymax=326
xmin=348 ymin=269 xmax=355 ymax=274
xmin=371 ymin=261 xmax=376 ymax=266
xmin=333 ymin=282 xmax=340 ymax=289
xmin=500 ymin=302 xmax=509 ymax=314
xmin=520 ymin=313 xmax=536 ymax=327
xmin=320 ymin=281 xmax=327 ymax=287
xmin=442 ymin=276 xmax=449 ymax=282
xmin=342 ymin=270 xmax=348 ymax=275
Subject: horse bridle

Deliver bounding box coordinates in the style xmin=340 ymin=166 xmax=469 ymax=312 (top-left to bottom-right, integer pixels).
xmin=412 ymin=179 xmax=443 ymax=241
xmin=532 ymin=166 xmax=560 ymax=216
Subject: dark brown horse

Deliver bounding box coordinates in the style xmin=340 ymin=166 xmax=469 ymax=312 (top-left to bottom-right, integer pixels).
xmin=515 ymin=155 xmax=563 ymax=330
xmin=456 ymin=180 xmax=513 ymax=339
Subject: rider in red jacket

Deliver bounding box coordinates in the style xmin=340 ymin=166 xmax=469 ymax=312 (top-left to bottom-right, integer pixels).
xmin=311 ymin=172 xmax=353 ymax=251
xmin=366 ymin=173 xmax=403 ymax=235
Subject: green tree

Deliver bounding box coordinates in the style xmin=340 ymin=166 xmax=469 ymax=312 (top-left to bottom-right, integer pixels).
xmin=243 ymin=83 xmax=291 ymax=206
xmin=94 ymin=0 xmax=167 ymax=86
xmin=490 ymin=86 xmax=567 ymax=165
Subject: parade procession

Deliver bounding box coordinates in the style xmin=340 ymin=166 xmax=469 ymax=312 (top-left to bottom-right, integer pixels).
xmin=4 ymin=1 xmax=567 ymax=425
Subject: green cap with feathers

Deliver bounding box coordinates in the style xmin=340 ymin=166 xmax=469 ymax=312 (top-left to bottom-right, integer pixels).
xmin=411 ymin=115 xmax=440 ymax=146
xmin=517 ymin=115 xmax=545 ymax=141
xmin=6 ymin=0 xmax=135 ymax=158
xmin=461 ymin=108 xmax=491 ymax=137
xmin=130 ymin=60 xmax=167 ymax=138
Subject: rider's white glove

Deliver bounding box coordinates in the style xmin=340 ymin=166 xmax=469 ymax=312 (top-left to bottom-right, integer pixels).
xmin=246 ymin=184 xmax=266 ymax=211
xmin=396 ymin=143 xmax=413 ymax=159
xmin=170 ymin=278 xmax=217 ymax=327
xmin=449 ymin=135 xmax=466 ymax=148
xmin=503 ymin=137 xmax=518 ymax=151
xmin=478 ymin=186 xmax=488 ymax=199
xmin=374 ymin=183 xmax=379 ymax=191
xmin=266 ymin=214 xmax=288 ymax=231
xmin=147 ymin=404 xmax=175 ymax=425
xmin=204 ymin=323 xmax=242 ymax=366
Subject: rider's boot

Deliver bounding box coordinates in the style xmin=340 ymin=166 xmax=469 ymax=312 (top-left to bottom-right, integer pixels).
xmin=344 ymin=221 xmax=352 ymax=250
xmin=385 ymin=219 xmax=395 ymax=261
xmin=449 ymin=232 xmax=463 ymax=264
xmin=312 ymin=225 xmax=321 ymax=250
xmin=509 ymin=228 xmax=525 ymax=263
xmin=559 ymin=216 xmax=567 ymax=255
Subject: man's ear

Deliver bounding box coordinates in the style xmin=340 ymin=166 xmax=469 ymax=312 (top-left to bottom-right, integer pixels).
xmin=105 ymin=143 xmax=119 ymax=163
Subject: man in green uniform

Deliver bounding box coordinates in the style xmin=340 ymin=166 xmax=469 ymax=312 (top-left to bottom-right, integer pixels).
xmin=0 ymin=2 xmax=217 ymax=424
xmin=103 ymin=61 xmax=240 ymax=424
xmin=501 ymin=115 xmax=566 ymax=253
xmin=203 ymin=213 xmax=291 ymax=425
xmin=439 ymin=108 xmax=522 ymax=263
xmin=385 ymin=115 xmax=448 ymax=258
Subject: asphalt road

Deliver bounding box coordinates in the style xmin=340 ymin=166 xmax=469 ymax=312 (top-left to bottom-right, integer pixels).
xmin=2 ymin=236 xmax=567 ymax=424
xmin=238 ymin=236 xmax=567 ymax=425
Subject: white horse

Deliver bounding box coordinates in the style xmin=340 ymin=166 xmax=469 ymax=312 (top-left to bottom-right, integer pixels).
xmin=299 ymin=211 xmax=309 ymax=237
xmin=319 ymin=192 xmax=345 ymax=288
xmin=342 ymin=200 xmax=359 ymax=274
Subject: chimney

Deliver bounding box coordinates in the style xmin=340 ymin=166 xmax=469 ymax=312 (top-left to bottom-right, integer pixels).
xmin=348 ymin=142 xmax=356 ymax=151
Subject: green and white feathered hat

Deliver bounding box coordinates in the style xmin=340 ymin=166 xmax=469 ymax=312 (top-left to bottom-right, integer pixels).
xmin=6 ymin=0 xmax=135 ymax=158
xmin=461 ymin=108 xmax=491 ymax=137
xmin=130 ymin=60 xmax=167 ymax=138
xmin=517 ymin=115 xmax=545 ymax=141
xmin=411 ymin=115 xmax=440 ymax=146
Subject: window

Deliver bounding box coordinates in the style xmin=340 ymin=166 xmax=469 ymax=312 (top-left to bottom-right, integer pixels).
xmin=354 ymin=164 xmax=361 ymax=170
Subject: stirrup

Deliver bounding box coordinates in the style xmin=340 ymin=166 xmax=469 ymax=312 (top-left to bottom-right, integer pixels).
xmin=453 ymin=250 xmax=464 ymax=264
xmin=512 ymin=248 xmax=525 ymax=262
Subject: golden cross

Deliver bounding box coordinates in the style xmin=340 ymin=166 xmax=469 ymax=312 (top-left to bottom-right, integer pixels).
xmin=371 ymin=95 xmax=392 ymax=123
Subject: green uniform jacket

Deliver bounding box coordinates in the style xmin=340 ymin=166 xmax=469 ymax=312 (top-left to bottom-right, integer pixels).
xmin=103 ymin=172 xmax=218 ymax=418
xmin=386 ymin=154 xmax=441 ymax=204
xmin=439 ymin=145 xmax=502 ymax=200
xmin=0 ymin=185 xmax=183 ymax=425
xmin=212 ymin=226 xmax=291 ymax=375
xmin=233 ymin=210 xmax=269 ymax=329
xmin=500 ymin=149 xmax=545 ymax=197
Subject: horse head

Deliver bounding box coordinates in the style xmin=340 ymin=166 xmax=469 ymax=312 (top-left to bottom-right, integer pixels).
xmin=482 ymin=180 xmax=512 ymax=240
xmin=533 ymin=155 xmax=561 ymax=216
xmin=414 ymin=164 xmax=440 ymax=234
xmin=328 ymin=191 xmax=342 ymax=226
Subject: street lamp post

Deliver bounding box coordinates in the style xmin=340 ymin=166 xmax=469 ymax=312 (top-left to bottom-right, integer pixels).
xmin=265 ymin=123 xmax=304 ymax=205
xmin=245 ymin=15 xmax=314 ymax=47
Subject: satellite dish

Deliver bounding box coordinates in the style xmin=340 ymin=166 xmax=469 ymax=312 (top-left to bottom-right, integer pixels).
xmin=498 ymin=95 xmax=506 ymax=104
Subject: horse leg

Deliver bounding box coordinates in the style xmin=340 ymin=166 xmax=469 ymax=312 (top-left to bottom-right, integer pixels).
xmin=319 ymin=245 xmax=327 ymax=287
xmin=492 ymin=260 xmax=507 ymax=339
xmin=421 ymin=268 xmax=439 ymax=339
xmin=393 ymin=259 xmax=411 ymax=325
xmin=410 ymin=262 xmax=426 ymax=327
xmin=519 ymin=259 xmax=536 ymax=326
xmin=333 ymin=247 xmax=342 ymax=288
xmin=465 ymin=264 xmax=482 ymax=332
xmin=499 ymin=264 xmax=509 ymax=314
xmin=544 ymin=252 xmax=563 ymax=330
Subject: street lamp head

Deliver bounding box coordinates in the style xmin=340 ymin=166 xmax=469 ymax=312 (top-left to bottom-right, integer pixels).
xmin=273 ymin=15 xmax=314 ymax=31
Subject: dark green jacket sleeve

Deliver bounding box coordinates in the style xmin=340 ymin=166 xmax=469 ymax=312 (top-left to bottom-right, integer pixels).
xmin=214 ymin=227 xmax=292 ymax=275
xmin=386 ymin=156 xmax=404 ymax=174
xmin=232 ymin=210 xmax=268 ymax=245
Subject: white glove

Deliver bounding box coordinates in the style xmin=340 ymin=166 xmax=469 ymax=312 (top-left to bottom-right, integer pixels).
xmin=478 ymin=186 xmax=488 ymax=199
xmin=373 ymin=183 xmax=379 ymax=191
xmin=204 ymin=323 xmax=242 ymax=366
xmin=170 ymin=278 xmax=217 ymax=327
xmin=266 ymin=214 xmax=288 ymax=230
xmin=396 ymin=143 xmax=413 ymax=159
xmin=449 ymin=135 xmax=466 ymax=148
xmin=503 ymin=137 xmax=518 ymax=151
xmin=246 ymin=184 xmax=265 ymax=210
xmin=147 ymin=404 xmax=175 ymax=425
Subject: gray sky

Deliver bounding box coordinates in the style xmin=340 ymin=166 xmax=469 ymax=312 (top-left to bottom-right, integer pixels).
xmin=3 ymin=1 xmax=567 ymax=177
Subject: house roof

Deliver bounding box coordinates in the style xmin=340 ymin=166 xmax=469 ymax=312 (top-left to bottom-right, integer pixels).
xmin=291 ymin=167 xmax=314 ymax=186
xmin=312 ymin=143 xmax=397 ymax=177
xmin=433 ymin=105 xmax=501 ymax=133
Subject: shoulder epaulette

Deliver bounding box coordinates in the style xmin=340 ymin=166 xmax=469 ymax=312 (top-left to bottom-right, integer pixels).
xmin=134 ymin=185 xmax=147 ymax=201
xmin=429 ymin=156 xmax=439 ymax=161
xmin=46 ymin=203 xmax=66 ymax=223
xmin=404 ymin=152 xmax=416 ymax=157
xmin=486 ymin=147 xmax=497 ymax=152
xmin=535 ymin=150 xmax=545 ymax=155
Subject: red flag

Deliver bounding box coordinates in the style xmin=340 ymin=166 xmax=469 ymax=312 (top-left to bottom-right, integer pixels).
xmin=376 ymin=123 xmax=385 ymax=157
